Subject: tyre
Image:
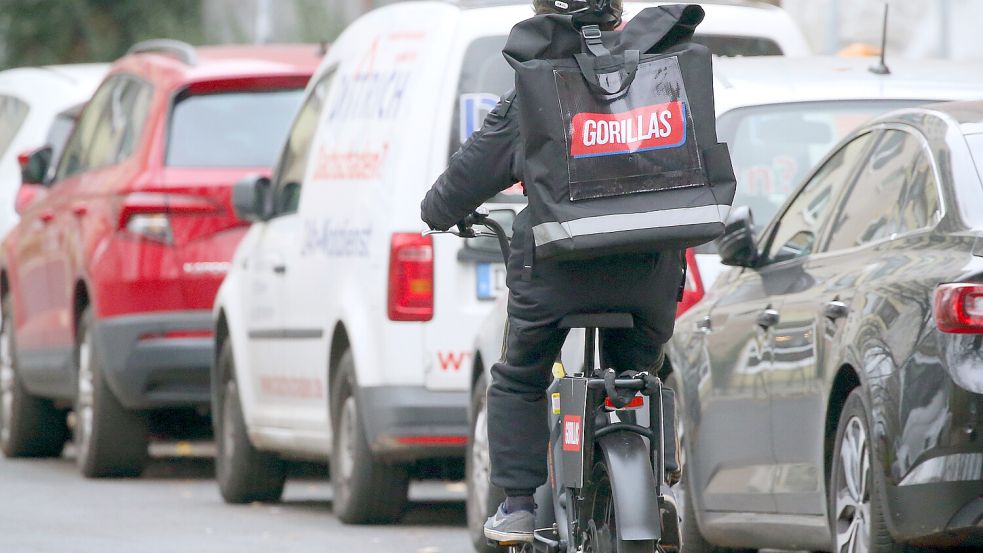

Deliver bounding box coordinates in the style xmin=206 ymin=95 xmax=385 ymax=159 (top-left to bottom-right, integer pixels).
xmin=466 ymin=373 xmax=506 ymax=552
xmin=0 ymin=293 xmax=68 ymax=458
xmin=585 ymin=461 xmax=656 ymax=553
xmin=829 ymin=389 xmax=909 ymax=553
xmin=215 ymin=339 xmax=286 ymax=504
xmin=74 ymin=307 xmax=149 ymax=478
xmin=330 ymin=350 xmax=410 ymax=524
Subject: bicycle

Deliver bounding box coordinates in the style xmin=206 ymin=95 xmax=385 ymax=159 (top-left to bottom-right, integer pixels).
xmin=426 ymin=209 xmax=681 ymax=553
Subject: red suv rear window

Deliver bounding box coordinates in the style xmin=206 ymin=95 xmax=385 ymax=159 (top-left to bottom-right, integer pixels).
xmin=166 ymin=88 xmax=303 ymax=168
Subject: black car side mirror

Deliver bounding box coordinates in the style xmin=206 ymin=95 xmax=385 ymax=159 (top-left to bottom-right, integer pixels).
xmin=717 ymin=205 xmax=759 ymax=267
xmin=232 ymin=174 xmax=273 ymax=222
xmin=18 ymin=146 xmax=52 ymax=186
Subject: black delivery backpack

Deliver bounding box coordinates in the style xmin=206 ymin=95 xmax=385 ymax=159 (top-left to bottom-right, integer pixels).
xmin=503 ymin=4 xmax=736 ymax=261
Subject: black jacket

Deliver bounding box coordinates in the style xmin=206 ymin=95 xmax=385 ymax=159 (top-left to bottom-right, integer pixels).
xmin=420 ymin=92 xmax=522 ymax=231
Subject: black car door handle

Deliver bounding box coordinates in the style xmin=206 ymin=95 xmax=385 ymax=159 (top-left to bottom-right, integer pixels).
xmin=757 ymin=308 xmax=780 ymax=328
xmin=273 ymin=264 xmax=287 ymax=275
xmin=825 ymin=300 xmax=849 ymax=320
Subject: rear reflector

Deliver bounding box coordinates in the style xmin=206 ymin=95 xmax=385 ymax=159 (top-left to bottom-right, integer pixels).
xmin=604 ymin=395 xmax=645 ymax=410
xmin=395 ymin=436 xmax=468 ymax=446
xmin=676 ymin=248 xmax=705 ymax=317
xmin=935 ymin=283 xmax=983 ymax=333
xmin=388 ymin=233 xmax=434 ymax=322
xmin=138 ymin=329 xmax=214 ymax=342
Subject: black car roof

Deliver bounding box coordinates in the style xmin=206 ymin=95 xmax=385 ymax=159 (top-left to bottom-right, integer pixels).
xmin=923 ymin=100 xmax=983 ymax=128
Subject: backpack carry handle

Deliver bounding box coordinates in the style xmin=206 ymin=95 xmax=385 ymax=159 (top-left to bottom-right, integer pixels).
xmin=574 ymin=49 xmax=640 ymax=96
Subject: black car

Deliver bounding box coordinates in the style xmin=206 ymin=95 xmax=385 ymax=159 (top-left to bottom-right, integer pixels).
xmin=669 ymin=101 xmax=983 ymax=552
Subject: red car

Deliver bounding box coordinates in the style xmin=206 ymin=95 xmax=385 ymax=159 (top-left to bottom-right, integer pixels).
xmin=0 ymin=41 xmax=318 ymax=477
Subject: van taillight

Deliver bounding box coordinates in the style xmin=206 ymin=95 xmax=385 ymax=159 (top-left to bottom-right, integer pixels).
xmin=935 ymin=283 xmax=983 ymax=333
xmin=676 ymin=249 xmax=704 ymax=318
xmin=388 ymin=234 xmax=434 ymax=322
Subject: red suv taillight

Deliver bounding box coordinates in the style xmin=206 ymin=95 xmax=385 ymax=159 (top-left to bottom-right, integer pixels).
xmin=116 ymin=192 xmax=221 ymax=244
xmin=935 ymin=283 xmax=983 ymax=333
xmin=388 ymin=233 xmax=434 ymax=322
xmin=676 ymin=249 xmax=704 ymax=317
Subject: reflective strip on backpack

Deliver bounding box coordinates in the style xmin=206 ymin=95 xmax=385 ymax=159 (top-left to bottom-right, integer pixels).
xmin=532 ymin=204 xmax=731 ymax=247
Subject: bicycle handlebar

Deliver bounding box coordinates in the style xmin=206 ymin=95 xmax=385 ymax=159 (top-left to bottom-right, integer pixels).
xmin=424 ymin=208 xmax=511 ymax=263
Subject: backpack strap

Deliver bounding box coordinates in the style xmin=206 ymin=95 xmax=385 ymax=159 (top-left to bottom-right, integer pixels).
xmin=574 ymin=49 xmax=639 ymax=95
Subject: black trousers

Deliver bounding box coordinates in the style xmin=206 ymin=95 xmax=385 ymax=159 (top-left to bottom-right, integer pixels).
xmin=487 ymin=212 xmax=683 ymax=495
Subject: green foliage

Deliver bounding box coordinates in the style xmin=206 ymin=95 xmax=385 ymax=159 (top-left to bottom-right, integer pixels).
xmin=0 ymin=0 xmax=204 ymax=70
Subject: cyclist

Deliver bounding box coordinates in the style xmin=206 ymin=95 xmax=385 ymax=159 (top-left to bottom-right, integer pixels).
xmin=421 ymin=0 xmax=683 ymax=543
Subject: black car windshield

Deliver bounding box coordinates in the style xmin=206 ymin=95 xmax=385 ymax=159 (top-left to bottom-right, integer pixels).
xmin=167 ymin=88 xmax=304 ymax=167
xmin=451 ymin=33 xmax=795 ymax=203
xmin=715 ymin=100 xmax=929 ymax=229
xmin=967 ymin=134 xmax=983 ymax=186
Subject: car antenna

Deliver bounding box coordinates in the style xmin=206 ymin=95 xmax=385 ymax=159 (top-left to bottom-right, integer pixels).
xmin=869 ymin=3 xmax=891 ymax=75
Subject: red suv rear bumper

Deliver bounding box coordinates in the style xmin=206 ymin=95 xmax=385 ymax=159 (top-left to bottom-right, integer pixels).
xmin=91 ymin=310 xmax=213 ymax=410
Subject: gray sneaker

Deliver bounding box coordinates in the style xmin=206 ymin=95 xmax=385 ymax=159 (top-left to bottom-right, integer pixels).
xmin=483 ymin=503 xmax=535 ymax=544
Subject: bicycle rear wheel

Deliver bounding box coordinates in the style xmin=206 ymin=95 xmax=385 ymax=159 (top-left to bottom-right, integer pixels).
xmin=584 ymin=462 xmax=656 ymax=553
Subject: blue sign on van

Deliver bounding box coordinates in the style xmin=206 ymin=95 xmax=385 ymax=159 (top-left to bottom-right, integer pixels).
xmin=459 ymin=93 xmax=500 ymax=143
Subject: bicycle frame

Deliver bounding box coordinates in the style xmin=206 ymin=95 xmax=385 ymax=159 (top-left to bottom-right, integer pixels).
xmin=426 ymin=210 xmax=679 ymax=553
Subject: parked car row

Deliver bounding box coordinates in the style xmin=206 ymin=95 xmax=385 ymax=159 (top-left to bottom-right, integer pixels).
xmin=0 ymin=42 xmax=319 ymax=477
xmin=0 ymin=0 xmax=980 ymax=551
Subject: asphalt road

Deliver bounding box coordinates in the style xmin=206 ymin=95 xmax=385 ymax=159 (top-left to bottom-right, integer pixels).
xmin=0 ymin=445 xmax=469 ymax=553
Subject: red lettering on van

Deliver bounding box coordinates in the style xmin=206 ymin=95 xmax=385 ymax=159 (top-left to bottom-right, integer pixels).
xmin=570 ymin=101 xmax=686 ymax=159
xmin=437 ymin=351 xmax=471 ymax=372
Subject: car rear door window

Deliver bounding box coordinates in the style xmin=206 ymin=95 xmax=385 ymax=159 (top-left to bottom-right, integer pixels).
xmin=765 ymin=133 xmax=872 ymax=264
xmin=898 ymin=148 xmax=941 ymax=232
xmin=56 ymin=79 xmax=115 ymax=181
xmin=85 ymin=76 xmax=152 ymax=168
xmin=167 ymin=88 xmax=303 ymax=168
xmin=824 ymin=130 xmax=922 ymax=251
xmin=271 ymin=69 xmax=335 ymax=216
xmin=0 ymin=95 xmax=29 ymax=160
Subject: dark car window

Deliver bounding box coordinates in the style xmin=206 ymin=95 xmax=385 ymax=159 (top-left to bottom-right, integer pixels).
xmin=765 ymin=133 xmax=873 ymax=264
xmin=825 ymin=130 xmax=922 ymax=251
xmin=167 ymin=88 xmax=303 ymax=168
xmin=692 ymin=35 xmax=782 ymax=57
xmin=716 ymin=101 xmax=927 ymax=231
xmin=967 ymin=134 xmax=983 ymax=186
xmin=271 ymin=70 xmax=335 ymax=216
xmin=0 ymin=95 xmax=29 ymax=160
xmin=898 ymin=148 xmax=941 ymax=232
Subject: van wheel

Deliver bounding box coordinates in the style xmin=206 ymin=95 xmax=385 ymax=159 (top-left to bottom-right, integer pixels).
xmin=466 ymin=372 xmax=505 ymax=552
xmin=330 ymin=350 xmax=409 ymax=524
xmin=74 ymin=307 xmax=148 ymax=478
xmin=215 ymin=340 xmax=286 ymax=503
xmin=0 ymin=293 xmax=67 ymax=458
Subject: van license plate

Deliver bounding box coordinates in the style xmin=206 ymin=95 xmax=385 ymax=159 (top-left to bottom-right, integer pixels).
xmin=476 ymin=263 xmax=506 ymax=300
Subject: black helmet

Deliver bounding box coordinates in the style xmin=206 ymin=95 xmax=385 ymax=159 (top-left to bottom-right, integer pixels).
xmin=534 ymin=0 xmax=622 ymax=27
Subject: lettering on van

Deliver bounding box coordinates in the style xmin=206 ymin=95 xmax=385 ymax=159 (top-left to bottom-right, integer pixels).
xmin=325 ymin=37 xmax=416 ymax=123
xmin=302 ymin=219 xmax=372 ymax=258
xmin=570 ymin=101 xmax=686 ymax=159
xmin=313 ymin=144 xmax=389 ymax=181
xmin=436 ymin=351 xmax=471 ymax=372
xmin=459 ymin=93 xmax=500 ymax=143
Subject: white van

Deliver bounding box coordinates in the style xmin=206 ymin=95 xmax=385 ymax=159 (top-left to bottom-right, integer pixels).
xmin=211 ymin=0 xmax=811 ymax=525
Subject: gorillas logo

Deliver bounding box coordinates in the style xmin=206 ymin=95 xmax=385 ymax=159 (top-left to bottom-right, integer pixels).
xmin=570 ymin=101 xmax=687 ymax=159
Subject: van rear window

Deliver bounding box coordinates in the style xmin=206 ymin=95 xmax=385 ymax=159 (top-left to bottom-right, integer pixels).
xmin=167 ymin=88 xmax=304 ymax=168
